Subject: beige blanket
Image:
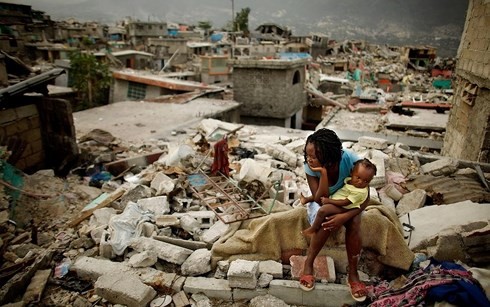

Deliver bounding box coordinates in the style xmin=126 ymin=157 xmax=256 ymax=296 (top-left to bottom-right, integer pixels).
xmin=211 ymin=199 xmax=414 ymax=270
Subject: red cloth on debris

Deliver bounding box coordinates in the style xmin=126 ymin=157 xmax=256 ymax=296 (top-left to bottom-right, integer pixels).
xmin=211 ymin=138 xmax=230 ymax=176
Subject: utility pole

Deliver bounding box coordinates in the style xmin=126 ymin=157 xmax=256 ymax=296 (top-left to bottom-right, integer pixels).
xmin=231 ymin=0 xmax=235 ymax=31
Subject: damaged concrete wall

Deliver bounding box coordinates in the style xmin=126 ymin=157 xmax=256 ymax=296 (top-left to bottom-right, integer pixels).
xmin=443 ymin=0 xmax=490 ymax=162
xmin=0 ymin=103 xmax=45 ymax=171
xmin=231 ymin=59 xmax=307 ymax=122
xmin=0 ymin=97 xmax=78 ymax=174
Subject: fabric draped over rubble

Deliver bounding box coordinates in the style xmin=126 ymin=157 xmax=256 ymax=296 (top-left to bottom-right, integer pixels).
xmin=211 ymin=199 xmax=414 ymax=271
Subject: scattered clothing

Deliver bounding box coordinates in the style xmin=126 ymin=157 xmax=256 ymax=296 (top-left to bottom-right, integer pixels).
xmin=367 ymin=259 xmax=490 ymax=307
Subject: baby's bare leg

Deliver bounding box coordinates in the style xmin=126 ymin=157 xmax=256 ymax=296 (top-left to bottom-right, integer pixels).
xmin=303 ymin=204 xmax=345 ymax=236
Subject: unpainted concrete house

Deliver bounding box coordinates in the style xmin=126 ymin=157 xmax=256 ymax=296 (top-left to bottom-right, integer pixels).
xmin=126 ymin=21 xmax=168 ymax=47
xmin=0 ymin=69 xmax=78 ymax=175
xmin=110 ymin=70 xmax=217 ymax=102
xmin=231 ymin=58 xmax=307 ymax=129
xmin=443 ymin=0 xmax=490 ymax=163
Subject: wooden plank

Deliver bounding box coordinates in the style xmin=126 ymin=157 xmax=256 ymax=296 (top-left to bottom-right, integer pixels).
xmin=68 ymin=188 xmax=125 ymax=227
xmin=23 ymin=269 xmax=51 ymax=304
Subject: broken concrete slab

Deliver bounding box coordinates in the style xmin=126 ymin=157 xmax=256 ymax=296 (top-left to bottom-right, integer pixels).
xmin=180 ymin=249 xmax=212 ymax=277
xmin=420 ymin=158 xmax=459 ymax=176
xmin=268 ymin=280 xmax=354 ymax=307
xmin=183 ymin=277 xmax=232 ymax=300
xmin=399 ymin=201 xmax=490 ymax=250
xmin=129 ymin=237 xmax=192 ymax=265
xmin=358 ymin=136 xmax=388 ymax=150
xmin=137 ymin=196 xmax=170 ymax=215
xmin=95 ymin=273 xmax=156 ymax=307
xmin=72 ymin=256 xmax=176 ymax=290
xmin=128 ymin=250 xmax=158 ymax=268
xmin=396 ymin=189 xmax=427 ymax=216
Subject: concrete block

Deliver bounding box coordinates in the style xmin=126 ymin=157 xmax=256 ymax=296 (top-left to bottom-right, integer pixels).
xmin=201 ymin=221 xmax=229 ymax=244
xmin=368 ymin=156 xmax=386 ymax=189
xmin=228 ymin=259 xmax=259 ymax=289
xmin=15 ymin=104 xmax=38 ymax=119
xmin=173 ymin=211 xmax=216 ymax=228
xmin=283 ymin=179 xmax=299 ymax=205
xmin=265 ymin=143 xmax=297 ymax=167
xmin=396 ymin=189 xmax=426 ymax=216
xmin=184 ymin=277 xmax=232 ymax=300
xmin=369 ymin=187 xmax=380 ymax=202
xmin=232 ymin=287 xmax=268 ymax=301
xmin=181 ymin=249 xmax=212 ymax=277
xmin=137 ymin=196 xmax=170 ymax=215
xmin=285 ymin=139 xmax=306 ymax=154
xmin=421 ymin=158 xmax=459 ymax=176
xmin=358 ymin=136 xmax=388 ymax=150
xmin=0 ymin=108 xmax=17 ymax=124
xmin=129 ymin=237 xmax=192 ymax=265
xmin=258 ymin=260 xmax=283 ymax=278
xmin=95 ymin=273 xmax=156 ymax=307
xmin=268 ymin=280 xmax=354 ymax=307
xmin=155 ymin=215 xmax=180 ymax=227
xmin=174 ymin=197 xmax=193 ymax=211
xmin=172 ymin=275 xmax=186 ymax=292
xmin=151 ymin=172 xmax=175 ymax=195
xmin=258 ymin=273 xmax=273 ymax=288
xmin=99 ymin=230 xmax=115 ymax=259
xmin=290 ymin=255 xmax=336 ymax=282
xmin=172 ymin=291 xmax=190 ymax=307
xmin=128 ymin=250 xmax=158 ymax=268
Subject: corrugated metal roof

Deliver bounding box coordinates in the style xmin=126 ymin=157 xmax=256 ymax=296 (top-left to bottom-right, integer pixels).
xmin=404 ymin=174 xmax=490 ymax=205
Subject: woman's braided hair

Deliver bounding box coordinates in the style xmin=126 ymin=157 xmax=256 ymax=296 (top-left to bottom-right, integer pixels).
xmin=304 ymin=128 xmax=342 ymax=168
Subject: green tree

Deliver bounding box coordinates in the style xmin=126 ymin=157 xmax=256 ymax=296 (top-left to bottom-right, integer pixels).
xmin=69 ymin=51 xmax=111 ymax=109
xmin=234 ymin=7 xmax=250 ymax=34
xmin=198 ymin=21 xmax=213 ymax=38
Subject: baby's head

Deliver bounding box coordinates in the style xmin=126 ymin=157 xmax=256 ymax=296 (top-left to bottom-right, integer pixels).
xmin=350 ymin=158 xmax=377 ymax=189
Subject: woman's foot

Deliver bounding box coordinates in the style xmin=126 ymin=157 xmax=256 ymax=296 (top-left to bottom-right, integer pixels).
xmin=348 ymin=278 xmax=367 ymax=302
xmin=299 ymin=274 xmax=315 ymax=291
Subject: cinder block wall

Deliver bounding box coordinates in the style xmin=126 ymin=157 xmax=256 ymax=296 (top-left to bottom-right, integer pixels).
xmin=0 ymin=104 xmax=44 ymax=170
xmin=442 ymin=0 xmax=490 ymax=162
xmin=231 ymin=59 xmax=307 ymax=120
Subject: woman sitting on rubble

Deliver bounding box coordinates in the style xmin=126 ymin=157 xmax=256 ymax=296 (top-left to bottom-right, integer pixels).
xmin=299 ymin=128 xmax=370 ymax=302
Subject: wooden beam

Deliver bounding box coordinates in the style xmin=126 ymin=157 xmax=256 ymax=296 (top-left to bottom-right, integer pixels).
xmin=68 ymin=188 xmax=125 ymax=227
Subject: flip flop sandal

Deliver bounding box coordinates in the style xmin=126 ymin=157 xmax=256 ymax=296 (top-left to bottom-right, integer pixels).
xmin=299 ymin=274 xmax=315 ymax=291
xmin=349 ymin=281 xmax=367 ymax=302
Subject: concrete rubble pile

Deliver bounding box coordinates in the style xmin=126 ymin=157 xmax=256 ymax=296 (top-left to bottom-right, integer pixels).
xmin=311 ymin=40 xmax=454 ymax=116
xmin=1 ymin=119 xmax=490 ymax=306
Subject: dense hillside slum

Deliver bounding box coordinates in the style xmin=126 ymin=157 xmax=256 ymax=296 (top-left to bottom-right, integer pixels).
xmin=1 ymin=0 xmax=490 ymax=306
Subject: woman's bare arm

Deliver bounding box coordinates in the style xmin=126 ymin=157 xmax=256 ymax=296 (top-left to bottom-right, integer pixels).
xmin=306 ymin=166 xmax=329 ymax=204
xmin=322 ymin=190 xmax=370 ymax=230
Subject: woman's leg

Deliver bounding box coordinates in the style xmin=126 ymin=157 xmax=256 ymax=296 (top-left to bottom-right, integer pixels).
xmin=303 ymin=204 xmax=346 ymax=275
xmin=344 ymin=213 xmax=367 ymax=298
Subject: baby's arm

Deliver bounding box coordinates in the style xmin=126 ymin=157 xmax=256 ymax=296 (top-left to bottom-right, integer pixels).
xmin=321 ymin=197 xmax=352 ymax=207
